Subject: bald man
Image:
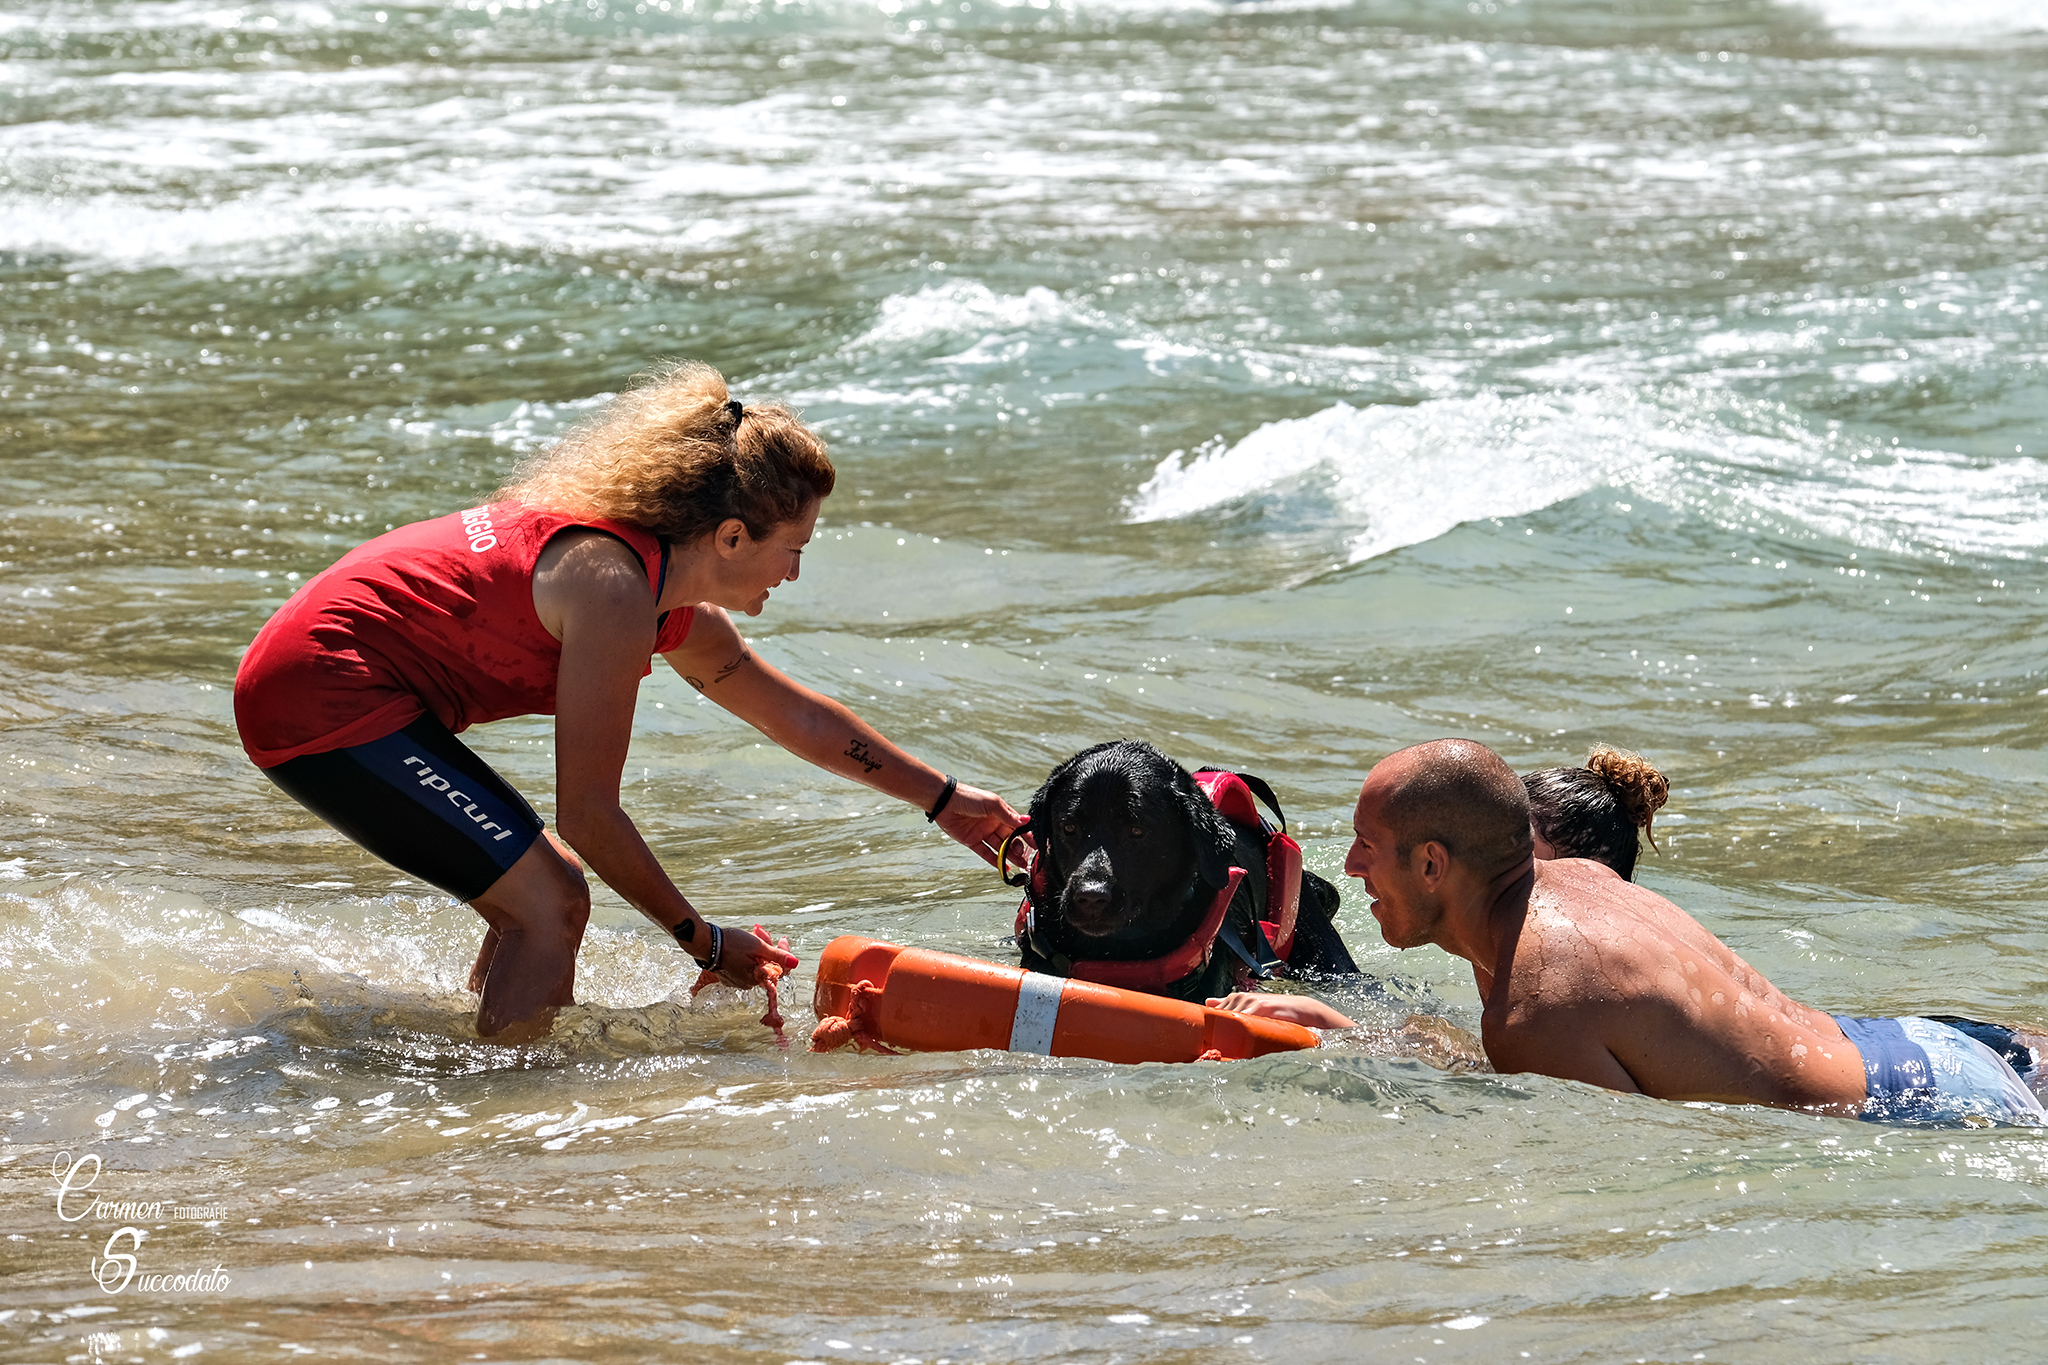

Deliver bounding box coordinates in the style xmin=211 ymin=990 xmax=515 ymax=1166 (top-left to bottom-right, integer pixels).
xmin=1342 ymin=739 xmax=2044 ymax=1124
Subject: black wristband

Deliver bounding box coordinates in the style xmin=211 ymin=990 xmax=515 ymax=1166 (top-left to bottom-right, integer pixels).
xmin=925 ymin=774 xmax=958 ymax=823
xmin=673 ymin=920 xmax=722 ymax=972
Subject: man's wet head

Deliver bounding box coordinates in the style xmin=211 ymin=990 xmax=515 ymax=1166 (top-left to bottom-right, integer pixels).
xmin=1346 ymin=739 xmax=1533 ymax=950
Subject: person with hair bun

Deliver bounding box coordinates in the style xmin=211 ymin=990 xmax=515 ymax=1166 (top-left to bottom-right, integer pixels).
xmin=1338 ymin=738 xmax=2045 ymax=1125
xmin=1523 ymin=745 xmax=1670 ymax=880
xmin=235 ymin=361 xmax=1023 ymax=1041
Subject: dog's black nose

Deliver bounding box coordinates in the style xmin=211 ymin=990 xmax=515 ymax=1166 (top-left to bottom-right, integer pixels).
xmin=1071 ymin=887 xmax=1111 ymax=922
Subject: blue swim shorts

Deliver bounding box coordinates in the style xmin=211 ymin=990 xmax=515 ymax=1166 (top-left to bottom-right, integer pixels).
xmin=1833 ymin=1014 xmax=2045 ymax=1127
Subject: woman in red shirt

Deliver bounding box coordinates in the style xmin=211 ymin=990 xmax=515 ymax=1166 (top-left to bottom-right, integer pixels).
xmin=236 ymin=362 xmax=1022 ymax=1040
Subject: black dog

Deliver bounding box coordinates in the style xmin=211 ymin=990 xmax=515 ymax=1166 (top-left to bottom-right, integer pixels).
xmin=1013 ymin=740 xmax=1357 ymax=1002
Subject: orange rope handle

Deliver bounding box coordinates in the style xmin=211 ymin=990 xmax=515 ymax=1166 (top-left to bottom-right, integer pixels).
xmin=751 ymin=925 xmax=789 ymax=1033
xmin=808 ymin=979 xmax=899 ymax=1054
xmin=686 ymin=924 xmax=793 ymax=1038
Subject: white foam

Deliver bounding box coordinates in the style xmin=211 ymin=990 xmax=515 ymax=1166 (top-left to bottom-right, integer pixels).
xmin=429 ymin=395 xmax=607 ymax=450
xmin=783 ymin=380 xmax=977 ymax=410
xmin=0 ymin=77 xmax=824 ymax=269
xmin=847 ymin=281 xmax=1086 ymax=354
xmin=1129 ymin=391 xmax=2048 ymax=564
xmin=1131 ymin=393 xmax=1657 ymax=561
xmin=0 ymin=194 xmax=341 ymax=267
xmin=1638 ymin=426 xmax=2048 ymax=561
xmin=1443 ymin=203 xmax=1512 ymax=228
xmin=0 ymin=0 xmax=338 ymax=37
xmin=1796 ymin=0 xmax=2045 ymax=45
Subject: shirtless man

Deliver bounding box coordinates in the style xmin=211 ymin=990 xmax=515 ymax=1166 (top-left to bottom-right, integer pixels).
xmin=1339 ymin=738 xmax=2044 ymax=1123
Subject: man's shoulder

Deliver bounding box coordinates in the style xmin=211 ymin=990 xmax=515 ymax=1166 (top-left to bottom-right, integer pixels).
xmin=1529 ymin=855 xmax=1644 ymax=897
xmin=1528 ymin=859 xmax=1695 ymax=939
xmin=1501 ymin=870 xmax=1693 ymax=1017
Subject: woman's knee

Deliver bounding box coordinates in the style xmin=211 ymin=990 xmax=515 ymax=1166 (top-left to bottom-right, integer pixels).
xmin=528 ymin=866 xmax=590 ymax=945
xmin=473 ymin=837 xmax=590 ymax=943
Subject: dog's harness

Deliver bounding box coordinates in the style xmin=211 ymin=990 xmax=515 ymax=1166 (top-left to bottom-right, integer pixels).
xmin=1001 ymin=768 xmax=1308 ymax=992
xmin=1014 ymin=867 xmax=1248 ymax=989
xmin=1194 ymin=768 xmax=1305 ymax=975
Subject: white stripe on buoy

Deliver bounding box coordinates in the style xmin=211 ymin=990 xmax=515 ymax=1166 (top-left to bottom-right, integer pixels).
xmin=1009 ymin=971 xmax=1065 ymax=1055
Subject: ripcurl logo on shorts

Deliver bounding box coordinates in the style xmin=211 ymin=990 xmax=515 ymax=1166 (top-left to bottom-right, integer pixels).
xmin=459 ymin=506 xmax=497 ymax=553
xmin=402 ymin=756 xmax=517 ymax=840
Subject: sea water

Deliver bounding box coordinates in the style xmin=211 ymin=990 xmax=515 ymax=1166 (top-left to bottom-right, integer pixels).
xmin=3 ymin=0 xmax=2047 ymax=1359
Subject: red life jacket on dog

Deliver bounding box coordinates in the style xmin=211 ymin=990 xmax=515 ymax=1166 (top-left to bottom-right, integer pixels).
xmin=1192 ymin=769 xmax=1305 ymax=963
xmin=1010 ymin=768 xmax=1306 ymax=992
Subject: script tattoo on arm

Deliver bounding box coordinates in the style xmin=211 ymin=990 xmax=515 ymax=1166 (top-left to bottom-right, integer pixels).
xmin=844 ymin=739 xmax=884 ymax=774
xmin=683 ymin=650 xmax=750 ymax=695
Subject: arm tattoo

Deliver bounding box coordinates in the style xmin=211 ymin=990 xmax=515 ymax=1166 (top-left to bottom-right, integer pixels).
xmin=844 ymin=739 xmax=884 ymax=774
xmin=683 ymin=650 xmax=748 ymax=695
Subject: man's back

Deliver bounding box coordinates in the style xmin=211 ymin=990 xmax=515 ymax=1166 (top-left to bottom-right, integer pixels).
xmin=1483 ymin=859 xmax=1868 ymax=1110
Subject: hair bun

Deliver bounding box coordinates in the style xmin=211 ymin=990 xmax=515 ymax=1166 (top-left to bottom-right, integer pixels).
xmin=1584 ymin=746 xmax=1669 ymax=841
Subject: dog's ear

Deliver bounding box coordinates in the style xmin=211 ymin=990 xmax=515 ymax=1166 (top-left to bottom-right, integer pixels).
xmin=1026 ymin=754 xmax=1072 ymax=829
xmin=1174 ymin=762 xmax=1239 ymax=891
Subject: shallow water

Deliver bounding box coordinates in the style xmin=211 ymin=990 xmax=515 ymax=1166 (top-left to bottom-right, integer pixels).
xmin=5 ymin=0 xmax=2048 ymax=1359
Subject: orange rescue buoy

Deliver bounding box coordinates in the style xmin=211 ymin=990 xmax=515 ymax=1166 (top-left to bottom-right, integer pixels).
xmin=809 ymin=935 xmax=1318 ymax=1064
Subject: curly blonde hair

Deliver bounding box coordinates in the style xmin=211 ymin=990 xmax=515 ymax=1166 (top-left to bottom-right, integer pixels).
xmin=496 ymin=360 xmax=834 ymax=544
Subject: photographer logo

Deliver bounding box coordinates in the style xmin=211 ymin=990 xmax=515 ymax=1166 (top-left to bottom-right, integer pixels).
xmin=51 ymin=1151 xmax=232 ymax=1295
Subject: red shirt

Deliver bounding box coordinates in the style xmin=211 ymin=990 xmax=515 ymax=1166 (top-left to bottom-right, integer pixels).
xmin=234 ymin=501 xmax=694 ymax=767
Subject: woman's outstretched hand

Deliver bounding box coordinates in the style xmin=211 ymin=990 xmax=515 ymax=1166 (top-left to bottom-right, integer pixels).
xmin=934 ymin=784 xmax=1025 ymax=869
xmin=691 ymin=923 xmax=799 ymax=1035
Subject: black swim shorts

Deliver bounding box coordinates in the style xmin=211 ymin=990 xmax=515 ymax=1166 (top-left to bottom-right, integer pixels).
xmin=261 ymin=714 xmax=545 ymax=902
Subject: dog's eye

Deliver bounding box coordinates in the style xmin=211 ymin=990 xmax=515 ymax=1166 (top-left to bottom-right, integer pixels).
xmin=1130 ymin=825 xmax=1144 ymax=838
xmin=1061 ymin=821 xmax=1078 ymax=835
